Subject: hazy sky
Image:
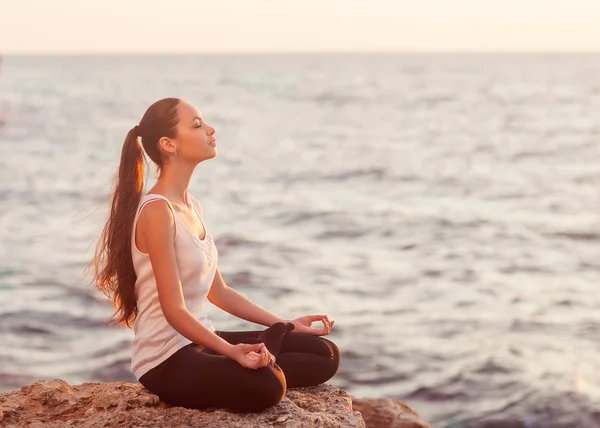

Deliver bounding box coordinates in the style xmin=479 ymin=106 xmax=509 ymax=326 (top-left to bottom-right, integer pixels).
xmin=1 ymin=0 xmax=600 ymax=54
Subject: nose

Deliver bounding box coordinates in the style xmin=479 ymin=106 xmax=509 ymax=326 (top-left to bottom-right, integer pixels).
xmin=208 ymin=125 xmax=216 ymax=135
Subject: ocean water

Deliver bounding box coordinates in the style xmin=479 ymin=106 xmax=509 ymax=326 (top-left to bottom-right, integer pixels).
xmin=1 ymin=54 xmax=600 ymax=426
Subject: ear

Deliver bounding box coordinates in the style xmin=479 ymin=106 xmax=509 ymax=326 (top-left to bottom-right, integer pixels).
xmin=159 ymin=137 xmax=177 ymax=155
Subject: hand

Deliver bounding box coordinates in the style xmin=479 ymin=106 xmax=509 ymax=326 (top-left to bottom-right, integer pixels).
xmin=290 ymin=315 xmax=335 ymax=336
xmin=227 ymin=343 xmax=274 ymax=369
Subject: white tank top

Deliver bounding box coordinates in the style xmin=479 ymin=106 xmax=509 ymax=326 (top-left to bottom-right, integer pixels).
xmin=130 ymin=193 xmax=218 ymax=380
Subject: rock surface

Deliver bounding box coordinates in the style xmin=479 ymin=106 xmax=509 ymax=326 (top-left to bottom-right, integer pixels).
xmin=351 ymin=396 xmax=431 ymax=428
xmin=0 ymin=379 xmax=429 ymax=427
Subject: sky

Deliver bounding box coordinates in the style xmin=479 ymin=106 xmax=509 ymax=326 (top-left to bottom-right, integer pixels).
xmin=1 ymin=0 xmax=600 ymax=54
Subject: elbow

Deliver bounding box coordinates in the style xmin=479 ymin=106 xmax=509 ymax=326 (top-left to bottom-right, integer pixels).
xmin=207 ymin=293 xmax=216 ymax=305
xmin=162 ymin=305 xmax=189 ymax=330
xmin=208 ymin=286 xmax=229 ymax=308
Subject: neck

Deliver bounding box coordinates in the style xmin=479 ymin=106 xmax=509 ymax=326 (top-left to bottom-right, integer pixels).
xmin=154 ymin=161 xmax=196 ymax=205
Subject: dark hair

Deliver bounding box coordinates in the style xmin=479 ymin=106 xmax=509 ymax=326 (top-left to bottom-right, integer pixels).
xmin=90 ymin=97 xmax=181 ymax=327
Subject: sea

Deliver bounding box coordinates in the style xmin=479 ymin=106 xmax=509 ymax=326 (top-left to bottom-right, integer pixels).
xmin=0 ymin=54 xmax=599 ymax=427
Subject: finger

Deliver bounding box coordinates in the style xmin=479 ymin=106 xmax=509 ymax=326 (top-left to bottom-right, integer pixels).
xmin=260 ymin=346 xmax=269 ymax=366
xmin=244 ymin=353 xmax=260 ymax=369
xmin=302 ymin=322 xmax=325 ymax=334
xmin=253 ymin=346 xmax=266 ymax=366
xmin=320 ymin=321 xmax=330 ymax=335
xmin=310 ymin=326 xmax=328 ymax=336
xmin=248 ymin=343 xmax=264 ymax=354
xmin=309 ymin=314 xmax=326 ymax=321
xmin=251 ymin=352 xmax=264 ymax=369
xmin=247 ymin=351 xmax=260 ymax=359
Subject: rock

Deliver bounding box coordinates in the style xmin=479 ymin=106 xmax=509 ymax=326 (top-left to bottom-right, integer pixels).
xmin=352 ymin=396 xmax=431 ymax=428
xmin=0 ymin=379 xmax=362 ymax=427
xmin=0 ymin=379 xmax=430 ymax=427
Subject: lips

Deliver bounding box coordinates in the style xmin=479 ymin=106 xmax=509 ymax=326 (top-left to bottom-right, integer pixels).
xmin=209 ymin=139 xmax=217 ymax=146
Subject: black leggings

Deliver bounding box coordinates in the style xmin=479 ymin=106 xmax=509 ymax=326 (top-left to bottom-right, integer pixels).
xmin=139 ymin=322 xmax=341 ymax=413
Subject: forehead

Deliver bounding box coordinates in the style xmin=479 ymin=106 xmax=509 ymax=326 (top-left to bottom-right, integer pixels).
xmin=177 ymin=101 xmax=202 ymax=122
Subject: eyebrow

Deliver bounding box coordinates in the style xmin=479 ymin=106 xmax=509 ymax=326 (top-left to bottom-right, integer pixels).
xmin=192 ymin=116 xmax=203 ymax=122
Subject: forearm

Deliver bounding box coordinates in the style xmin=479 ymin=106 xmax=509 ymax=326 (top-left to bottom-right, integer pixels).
xmin=165 ymin=308 xmax=234 ymax=357
xmin=216 ymin=286 xmax=285 ymax=327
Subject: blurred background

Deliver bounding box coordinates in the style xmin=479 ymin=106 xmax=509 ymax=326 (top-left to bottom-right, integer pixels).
xmin=1 ymin=1 xmax=600 ymax=426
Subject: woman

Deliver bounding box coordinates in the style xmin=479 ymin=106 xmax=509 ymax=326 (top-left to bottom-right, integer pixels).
xmin=91 ymin=98 xmax=340 ymax=413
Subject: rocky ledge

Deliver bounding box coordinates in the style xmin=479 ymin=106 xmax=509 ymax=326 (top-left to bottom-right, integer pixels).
xmin=0 ymin=379 xmax=430 ymax=427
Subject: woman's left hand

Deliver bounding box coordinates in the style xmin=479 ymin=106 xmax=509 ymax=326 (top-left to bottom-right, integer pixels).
xmin=289 ymin=315 xmax=335 ymax=336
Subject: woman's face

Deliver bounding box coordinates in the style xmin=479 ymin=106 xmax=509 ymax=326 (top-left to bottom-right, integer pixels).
xmin=171 ymin=101 xmax=217 ymax=163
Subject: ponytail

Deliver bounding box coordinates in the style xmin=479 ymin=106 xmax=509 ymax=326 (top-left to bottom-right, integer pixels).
xmin=91 ymin=126 xmax=145 ymax=327
xmin=89 ymin=97 xmax=180 ymax=327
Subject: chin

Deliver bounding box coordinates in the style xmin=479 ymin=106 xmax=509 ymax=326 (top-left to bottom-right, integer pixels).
xmin=205 ymin=149 xmax=218 ymax=160
xmin=196 ymin=151 xmax=217 ymax=164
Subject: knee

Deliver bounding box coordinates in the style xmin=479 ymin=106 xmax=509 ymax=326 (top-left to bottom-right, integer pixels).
xmin=244 ymin=367 xmax=287 ymax=412
xmin=322 ymin=338 xmax=341 ymax=375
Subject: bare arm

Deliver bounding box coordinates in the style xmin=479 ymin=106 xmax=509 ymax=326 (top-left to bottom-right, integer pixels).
xmin=138 ymin=201 xmax=236 ymax=358
xmin=191 ymin=193 xmax=285 ymax=327
xmin=208 ymin=267 xmax=285 ymax=327
xmin=208 ymin=271 xmax=334 ymax=335
xmin=193 ymin=195 xmax=333 ymax=335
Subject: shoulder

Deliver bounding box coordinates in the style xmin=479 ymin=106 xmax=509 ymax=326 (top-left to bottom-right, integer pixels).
xmin=137 ymin=199 xmax=175 ymax=232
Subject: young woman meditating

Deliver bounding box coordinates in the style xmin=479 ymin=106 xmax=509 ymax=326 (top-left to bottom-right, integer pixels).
xmin=91 ymin=97 xmax=340 ymax=413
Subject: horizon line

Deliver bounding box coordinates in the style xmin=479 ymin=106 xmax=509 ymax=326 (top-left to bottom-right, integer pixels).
xmin=3 ymin=49 xmax=600 ymax=56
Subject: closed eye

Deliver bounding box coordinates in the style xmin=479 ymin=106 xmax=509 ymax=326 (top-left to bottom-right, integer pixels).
xmin=193 ymin=116 xmax=204 ymax=128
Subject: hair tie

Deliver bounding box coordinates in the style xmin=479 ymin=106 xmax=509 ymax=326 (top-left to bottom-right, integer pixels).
xmin=133 ymin=125 xmax=141 ymax=137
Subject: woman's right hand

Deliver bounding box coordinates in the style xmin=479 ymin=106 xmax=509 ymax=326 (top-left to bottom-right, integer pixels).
xmin=228 ymin=343 xmax=272 ymax=369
